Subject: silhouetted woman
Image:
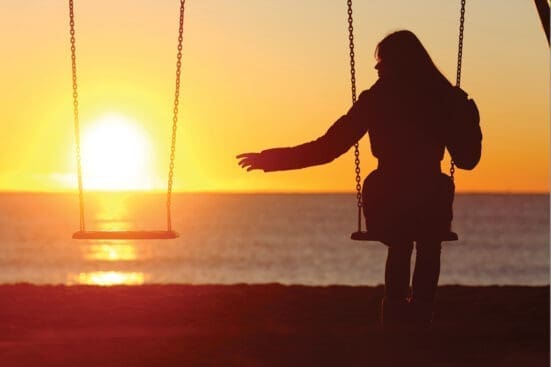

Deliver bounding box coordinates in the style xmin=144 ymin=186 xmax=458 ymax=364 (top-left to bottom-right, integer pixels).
xmin=237 ymin=30 xmax=482 ymax=328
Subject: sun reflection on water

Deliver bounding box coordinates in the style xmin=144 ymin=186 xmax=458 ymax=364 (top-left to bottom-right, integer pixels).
xmin=76 ymin=241 xmax=147 ymax=285
xmin=72 ymin=271 xmax=146 ymax=286
xmin=95 ymin=194 xmax=132 ymax=230
xmin=84 ymin=243 xmax=138 ymax=261
xmin=72 ymin=193 xmax=156 ymax=286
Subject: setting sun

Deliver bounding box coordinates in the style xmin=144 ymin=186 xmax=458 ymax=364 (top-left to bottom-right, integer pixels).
xmin=81 ymin=114 xmax=154 ymax=191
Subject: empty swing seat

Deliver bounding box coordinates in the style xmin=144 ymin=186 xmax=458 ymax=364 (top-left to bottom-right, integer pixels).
xmin=350 ymin=231 xmax=458 ymax=242
xmin=72 ymin=230 xmax=179 ymax=240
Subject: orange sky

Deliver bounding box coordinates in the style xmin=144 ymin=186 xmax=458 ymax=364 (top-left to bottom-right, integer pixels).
xmin=0 ymin=0 xmax=548 ymax=193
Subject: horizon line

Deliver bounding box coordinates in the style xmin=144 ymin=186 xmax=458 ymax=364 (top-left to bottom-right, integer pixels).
xmin=0 ymin=189 xmax=548 ymax=195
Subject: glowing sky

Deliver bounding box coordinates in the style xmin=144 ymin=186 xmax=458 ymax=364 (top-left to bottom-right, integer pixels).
xmin=0 ymin=0 xmax=548 ymax=192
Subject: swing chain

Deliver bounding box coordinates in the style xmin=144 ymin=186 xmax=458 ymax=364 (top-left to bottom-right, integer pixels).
xmin=347 ymin=2 xmax=357 ymax=104
xmin=167 ymin=0 xmax=185 ymax=231
xmin=347 ymin=0 xmax=363 ymax=232
xmin=451 ymin=0 xmax=466 ymax=181
xmin=69 ymin=0 xmax=85 ymax=231
xmin=456 ymin=0 xmax=466 ymax=88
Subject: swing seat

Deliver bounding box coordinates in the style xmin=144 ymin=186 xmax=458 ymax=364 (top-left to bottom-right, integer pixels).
xmin=351 ymin=231 xmax=458 ymax=242
xmin=72 ymin=230 xmax=179 ymax=240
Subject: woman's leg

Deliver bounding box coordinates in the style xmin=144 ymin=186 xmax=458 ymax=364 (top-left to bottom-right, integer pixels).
xmin=412 ymin=241 xmax=442 ymax=302
xmin=381 ymin=241 xmax=414 ymax=326
xmin=384 ymin=242 xmax=414 ymax=301
xmin=411 ymin=240 xmax=442 ymax=324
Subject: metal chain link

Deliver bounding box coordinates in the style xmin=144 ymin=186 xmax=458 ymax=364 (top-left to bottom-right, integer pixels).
xmin=451 ymin=0 xmax=466 ymax=181
xmin=456 ymin=0 xmax=466 ymax=88
xmin=347 ymin=0 xmax=363 ymax=232
xmin=69 ymin=0 xmax=85 ymax=231
xmin=167 ymin=0 xmax=186 ymax=231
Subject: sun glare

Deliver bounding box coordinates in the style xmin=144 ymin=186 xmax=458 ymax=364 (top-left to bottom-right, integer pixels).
xmin=81 ymin=114 xmax=154 ymax=191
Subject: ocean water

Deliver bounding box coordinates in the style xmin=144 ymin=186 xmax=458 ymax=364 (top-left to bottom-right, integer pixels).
xmin=0 ymin=193 xmax=548 ymax=286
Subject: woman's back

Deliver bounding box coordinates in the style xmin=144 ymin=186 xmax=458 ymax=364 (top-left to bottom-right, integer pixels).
xmin=365 ymin=78 xmax=452 ymax=176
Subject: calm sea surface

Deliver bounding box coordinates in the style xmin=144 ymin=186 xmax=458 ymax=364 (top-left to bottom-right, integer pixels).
xmin=0 ymin=193 xmax=548 ymax=286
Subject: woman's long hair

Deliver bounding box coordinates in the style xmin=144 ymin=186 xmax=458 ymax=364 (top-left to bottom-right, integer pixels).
xmin=375 ymin=30 xmax=452 ymax=88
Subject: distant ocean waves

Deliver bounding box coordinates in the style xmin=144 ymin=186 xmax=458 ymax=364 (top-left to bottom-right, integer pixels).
xmin=0 ymin=193 xmax=548 ymax=285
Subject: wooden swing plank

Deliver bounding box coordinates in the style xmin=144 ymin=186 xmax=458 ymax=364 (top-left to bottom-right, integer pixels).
xmin=72 ymin=230 xmax=179 ymax=240
xmin=351 ymin=231 xmax=458 ymax=242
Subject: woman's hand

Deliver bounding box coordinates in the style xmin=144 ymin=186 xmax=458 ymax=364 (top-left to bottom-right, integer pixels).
xmin=236 ymin=152 xmax=265 ymax=171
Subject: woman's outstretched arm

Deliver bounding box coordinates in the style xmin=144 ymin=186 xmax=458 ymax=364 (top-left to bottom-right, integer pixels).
xmin=237 ymin=90 xmax=372 ymax=172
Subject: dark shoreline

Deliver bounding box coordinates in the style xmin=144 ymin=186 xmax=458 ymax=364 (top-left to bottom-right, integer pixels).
xmin=0 ymin=284 xmax=548 ymax=367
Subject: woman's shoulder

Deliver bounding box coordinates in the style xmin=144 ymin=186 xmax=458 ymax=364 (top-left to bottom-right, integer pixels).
xmin=358 ymin=79 xmax=388 ymax=101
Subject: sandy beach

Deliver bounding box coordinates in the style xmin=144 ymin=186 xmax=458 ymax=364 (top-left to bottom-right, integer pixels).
xmin=0 ymin=284 xmax=548 ymax=366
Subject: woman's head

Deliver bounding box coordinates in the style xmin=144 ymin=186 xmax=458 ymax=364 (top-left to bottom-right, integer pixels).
xmin=375 ymin=30 xmax=450 ymax=86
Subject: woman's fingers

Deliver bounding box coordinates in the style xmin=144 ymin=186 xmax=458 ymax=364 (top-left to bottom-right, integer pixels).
xmin=237 ymin=156 xmax=255 ymax=167
xmin=236 ymin=152 xmax=262 ymax=171
xmin=238 ymin=158 xmax=252 ymax=168
xmin=236 ymin=152 xmax=257 ymax=159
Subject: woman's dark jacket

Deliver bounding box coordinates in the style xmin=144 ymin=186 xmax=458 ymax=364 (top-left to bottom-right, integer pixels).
xmin=259 ymin=77 xmax=482 ymax=241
